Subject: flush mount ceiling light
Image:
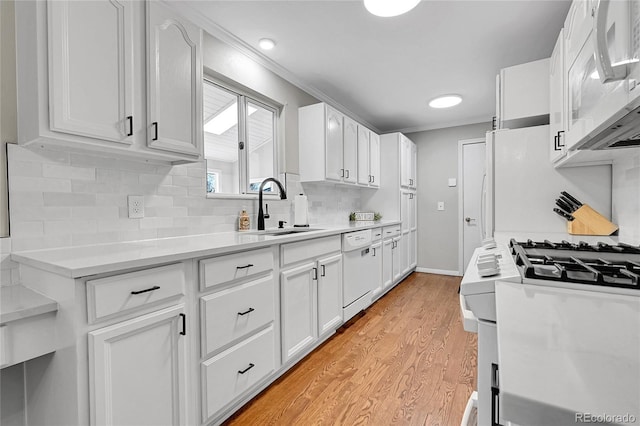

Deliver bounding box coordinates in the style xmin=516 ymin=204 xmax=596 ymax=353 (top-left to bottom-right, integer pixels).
xmin=259 ymin=38 xmax=276 ymax=50
xmin=429 ymin=94 xmax=463 ymax=109
xmin=364 ymin=0 xmax=420 ymax=17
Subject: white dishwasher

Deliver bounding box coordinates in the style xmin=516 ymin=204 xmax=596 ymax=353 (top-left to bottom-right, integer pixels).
xmin=342 ymin=229 xmax=374 ymax=322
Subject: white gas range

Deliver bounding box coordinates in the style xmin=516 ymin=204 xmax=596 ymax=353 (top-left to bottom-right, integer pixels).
xmin=460 ymin=235 xmax=640 ymax=426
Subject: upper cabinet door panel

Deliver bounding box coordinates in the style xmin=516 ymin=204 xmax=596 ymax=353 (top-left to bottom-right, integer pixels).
xmin=357 ymin=125 xmax=370 ymax=185
xmin=325 ymin=106 xmax=343 ymax=182
xmin=147 ymin=2 xmax=202 ymax=157
xmin=48 ymin=0 xmax=134 ymax=143
xmin=369 ymin=132 xmax=380 ymax=187
xmin=342 ymin=116 xmax=358 ymax=183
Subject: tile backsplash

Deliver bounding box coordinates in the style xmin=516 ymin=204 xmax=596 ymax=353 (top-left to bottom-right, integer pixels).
xmin=612 ymin=153 xmax=640 ymax=245
xmin=5 ymin=145 xmax=362 ymax=284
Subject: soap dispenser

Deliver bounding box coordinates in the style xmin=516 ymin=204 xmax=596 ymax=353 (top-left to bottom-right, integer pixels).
xmin=238 ymin=207 xmax=250 ymax=231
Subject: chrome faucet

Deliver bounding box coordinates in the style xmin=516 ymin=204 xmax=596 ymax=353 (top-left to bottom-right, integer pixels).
xmin=257 ymin=177 xmax=287 ymax=230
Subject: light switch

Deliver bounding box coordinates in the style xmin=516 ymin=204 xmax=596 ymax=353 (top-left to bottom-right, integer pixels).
xmin=448 ymin=178 xmax=457 ymax=187
xmin=437 ymin=201 xmax=445 ymax=211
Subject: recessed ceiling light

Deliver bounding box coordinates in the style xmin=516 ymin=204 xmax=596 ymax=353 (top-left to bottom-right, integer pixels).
xmin=259 ymin=38 xmax=276 ymax=50
xmin=429 ymin=95 xmax=463 ymax=109
xmin=364 ymin=0 xmax=420 ymax=17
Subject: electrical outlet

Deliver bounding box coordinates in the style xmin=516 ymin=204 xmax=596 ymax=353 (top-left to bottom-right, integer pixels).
xmin=437 ymin=201 xmax=445 ymax=211
xmin=128 ymin=195 xmax=144 ymax=218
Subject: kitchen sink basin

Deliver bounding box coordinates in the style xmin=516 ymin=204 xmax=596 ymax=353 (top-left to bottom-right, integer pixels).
xmin=246 ymin=228 xmax=323 ymax=236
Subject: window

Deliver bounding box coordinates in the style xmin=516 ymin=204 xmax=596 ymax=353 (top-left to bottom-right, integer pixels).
xmin=203 ymin=79 xmax=278 ymax=196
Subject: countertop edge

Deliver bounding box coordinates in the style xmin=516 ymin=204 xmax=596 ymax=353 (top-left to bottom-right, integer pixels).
xmin=10 ymin=221 xmax=401 ymax=279
xmin=0 ymin=285 xmax=59 ymax=324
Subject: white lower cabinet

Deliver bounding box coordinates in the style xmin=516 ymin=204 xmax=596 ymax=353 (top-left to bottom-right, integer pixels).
xmin=382 ymin=238 xmax=393 ymax=291
xmin=317 ymin=253 xmax=343 ymax=337
xmin=392 ymin=235 xmax=403 ymax=282
xmin=281 ymin=261 xmax=318 ymax=362
xmin=280 ymin=236 xmax=343 ymax=364
xmin=89 ymin=304 xmax=188 ymax=426
xmin=370 ymin=240 xmax=383 ymax=301
xmin=201 ymin=326 xmax=276 ymax=421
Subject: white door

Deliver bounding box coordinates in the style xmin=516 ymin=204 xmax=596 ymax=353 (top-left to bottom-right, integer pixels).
xmin=281 ymin=262 xmax=317 ymax=362
xmin=461 ymin=141 xmax=486 ymax=272
xmin=325 ymin=106 xmax=344 ymax=182
xmin=549 ymin=29 xmax=566 ymax=162
xmin=371 ymin=241 xmax=383 ymax=301
xmin=89 ymin=305 xmax=187 ymax=426
xmin=410 ymin=142 xmax=417 ymax=189
xmin=147 ymin=1 xmax=202 ymax=157
xmin=392 ymin=236 xmax=403 ymax=283
xmin=369 ymin=132 xmax=380 ymax=187
xmin=400 ymin=136 xmax=411 ymax=187
xmin=48 ymin=0 xmax=135 ymax=143
xmin=382 ymin=238 xmax=393 ymax=290
xmin=317 ymin=253 xmax=343 ymax=336
xmin=357 ymin=125 xmax=370 ymax=185
xmin=343 ymin=117 xmax=358 ymax=183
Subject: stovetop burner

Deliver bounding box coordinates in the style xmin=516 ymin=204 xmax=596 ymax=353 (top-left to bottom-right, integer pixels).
xmin=513 ymin=239 xmax=640 ymax=254
xmin=510 ymin=239 xmax=640 ymax=290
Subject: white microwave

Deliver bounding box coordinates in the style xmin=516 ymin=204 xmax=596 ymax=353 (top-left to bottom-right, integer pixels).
xmin=568 ymin=0 xmax=640 ymax=151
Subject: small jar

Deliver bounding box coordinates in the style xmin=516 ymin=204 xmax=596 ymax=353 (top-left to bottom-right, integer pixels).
xmin=238 ymin=209 xmax=250 ymax=231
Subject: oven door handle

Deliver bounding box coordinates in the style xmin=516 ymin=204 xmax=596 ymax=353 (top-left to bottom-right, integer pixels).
xmin=594 ymin=0 xmax=628 ymax=83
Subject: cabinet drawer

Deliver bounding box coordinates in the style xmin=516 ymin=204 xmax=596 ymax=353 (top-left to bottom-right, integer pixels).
xmin=87 ymin=264 xmax=185 ymax=323
xmin=382 ymin=225 xmax=401 ymax=239
xmin=201 ymin=325 xmax=276 ymax=422
xmin=200 ymin=275 xmax=275 ymax=357
xmin=281 ymin=235 xmax=341 ymax=266
xmin=200 ymin=247 xmax=273 ymax=290
xmin=371 ymin=228 xmax=383 ymax=241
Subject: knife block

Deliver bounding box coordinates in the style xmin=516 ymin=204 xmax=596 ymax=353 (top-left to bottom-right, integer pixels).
xmin=567 ymin=204 xmax=618 ymax=236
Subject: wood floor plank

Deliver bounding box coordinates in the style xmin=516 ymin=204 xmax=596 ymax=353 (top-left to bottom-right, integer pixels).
xmin=224 ymin=273 xmax=477 ymax=426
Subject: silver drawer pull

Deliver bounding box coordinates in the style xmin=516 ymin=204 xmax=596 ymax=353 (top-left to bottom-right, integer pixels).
xmin=237 ymin=308 xmax=255 ymax=316
xmin=236 ymin=264 xmax=254 ymax=270
xmin=130 ymin=285 xmax=160 ymax=295
xmin=238 ymin=363 xmax=255 ymax=374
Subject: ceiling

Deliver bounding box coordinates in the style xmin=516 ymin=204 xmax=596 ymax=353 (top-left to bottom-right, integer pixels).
xmin=182 ymin=0 xmax=571 ymax=133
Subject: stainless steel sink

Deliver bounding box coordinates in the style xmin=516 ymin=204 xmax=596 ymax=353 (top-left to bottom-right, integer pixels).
xmin=246 ymin=228 xmax=323 ymax=236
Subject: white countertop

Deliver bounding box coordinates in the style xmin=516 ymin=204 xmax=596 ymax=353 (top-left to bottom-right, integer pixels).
xmin=0 ymin=285 xmax=58 ymax=324
xmin=495 ymin=281 xmax=640 ymax=425
xmin=10 ymin=221 xmax=399 ymax=278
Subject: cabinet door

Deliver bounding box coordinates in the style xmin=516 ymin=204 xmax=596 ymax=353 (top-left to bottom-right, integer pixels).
xmin=357 ymin=125 xmax=370 ymax=185
xmin=409 ymin=230 xmax=417 ymax=269
xmin=342 ymin=116 xmax=358 ymax=183
xmin=382 ymin=239 xmax=393 ymax=290
xmin=401 ymin=192 xmax=410 ymax=233
xmin=281 ymin=262 xmax=317 ymax=363
xmin=393 ymin=236 xmax=403 ymax=282
xmin=89 ymin=305 xmax=187 ymax=426
xmin=325 ymin=106 xmax=344 ymax=182
xmin=549 ymin=29 xmax=566 ymax=162
xmin=317 ymin=253 xmax=343 ymax=336
xmin=371 ymin=242 xmax=383 ymax=301
xmin=147 ymin=1 xmax=202 ymax=157
xmin=409 ymin=192 xmax=417 ymax=231
xmin=410 ymin=142 xmax=417 ymax=189
xmin=48 ymin=0 xmax=135 ymax=143
xmin=369 ymin=132 xmax=380 ymax=187
xmin=400 ymin=136 xmax=411 ymax=187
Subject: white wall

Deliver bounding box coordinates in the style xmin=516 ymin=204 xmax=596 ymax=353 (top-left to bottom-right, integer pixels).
xmin=612 ymin=153 xmax=640 ymax=245
xmin=407 ymin=122 xmax=491 ymax=274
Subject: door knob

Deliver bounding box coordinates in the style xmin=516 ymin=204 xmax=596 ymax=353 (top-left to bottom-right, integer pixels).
xmin=465 ymin=217 xmax=473 ymax=222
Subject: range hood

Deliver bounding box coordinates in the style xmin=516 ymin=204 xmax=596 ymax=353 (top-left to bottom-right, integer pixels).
xmin=576 ymin=104 xmax=640 ymax=150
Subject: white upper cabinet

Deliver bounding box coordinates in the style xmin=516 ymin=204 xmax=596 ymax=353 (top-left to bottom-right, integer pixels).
xmin=495 ymin=58 xmax=550 ymax=129
xmin=15 ymin=0 xmax=203 ymax=163
xmin=147 ymin=1 xmax=203 ymax=157
xmin=357 ymin=125 xmax=370 ymax=185
xmin=369 ymin=131 xmax=380 ymax=187
xmin=48 ymin=0 xmax=135 ymax=144
xmin=299 ymin=102 xmax=377 ymax=188
xmin=342 ymin=116 xmax=358 ymax=183
xmin=550 ymin=29 xmax=567 ymax=163
xmin=357 ymin=125 xmax=380 ymax=187
xmin=400 ymin=135 xmax=416 ymax=189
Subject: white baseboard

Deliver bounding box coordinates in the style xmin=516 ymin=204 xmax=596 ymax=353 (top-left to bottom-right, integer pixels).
xmin=416 ymin=267 xmax=461 ymax=277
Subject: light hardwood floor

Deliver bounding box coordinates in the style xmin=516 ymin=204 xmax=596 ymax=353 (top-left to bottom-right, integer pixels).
xmin=224 ymin=272 xmax=478 ymax=426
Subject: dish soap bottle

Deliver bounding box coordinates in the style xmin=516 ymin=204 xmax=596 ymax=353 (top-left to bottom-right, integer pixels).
xmin=238 ymin=207 xmax=250 ymax=231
